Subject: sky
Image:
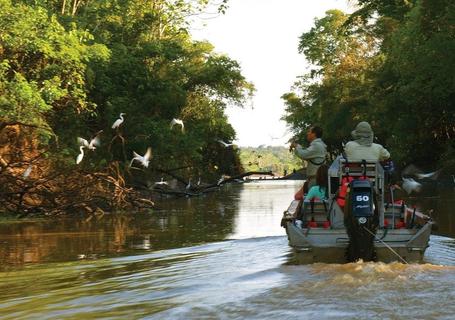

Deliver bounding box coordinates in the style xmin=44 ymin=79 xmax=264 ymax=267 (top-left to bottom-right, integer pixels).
xmin=192 ymin=0 xmax=352 ymax=147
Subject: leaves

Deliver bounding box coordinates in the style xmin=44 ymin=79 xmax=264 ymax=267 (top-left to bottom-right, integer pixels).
xmin=283 ymin=1 xmax=455 ymax=167
xmin=1 ymin=0 xmax=247 ymax=178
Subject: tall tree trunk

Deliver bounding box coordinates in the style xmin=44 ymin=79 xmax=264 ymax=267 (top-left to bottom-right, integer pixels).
xmin=61 ymin=0 xmax=66 ymax=14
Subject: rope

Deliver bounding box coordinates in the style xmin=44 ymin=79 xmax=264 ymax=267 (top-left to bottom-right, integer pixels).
xmin=362 ymin=226 xmax=408 ymax=264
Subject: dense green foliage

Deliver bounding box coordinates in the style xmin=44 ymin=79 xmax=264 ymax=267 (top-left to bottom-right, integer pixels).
xmin=0 ymin=0 xmax=251 ymax=178
xmin=240 ymin=146 xmax=301 ymax=175
xmin=283 ymin=0 xmax=455 ymax=169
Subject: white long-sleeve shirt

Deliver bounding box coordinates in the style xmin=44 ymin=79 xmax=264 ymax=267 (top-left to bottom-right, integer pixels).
xmin=344 ymin=141 xmax=390 ymax=161
xmin=294 ymin=138 xmax=327 ymax=177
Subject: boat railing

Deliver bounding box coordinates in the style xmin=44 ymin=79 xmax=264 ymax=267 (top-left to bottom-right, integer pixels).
xmin=328 ymin=157 xmax=386 ymax=227
xmin=328 ymin=158 xmax=384 ymax=195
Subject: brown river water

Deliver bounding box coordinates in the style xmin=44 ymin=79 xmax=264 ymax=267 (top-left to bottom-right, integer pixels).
xmin=1 ymin=181 xmax=455 ymax=319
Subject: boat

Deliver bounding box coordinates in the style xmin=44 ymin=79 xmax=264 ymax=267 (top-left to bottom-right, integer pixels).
xmin=281 ymin=158 xmax=432 ymax=264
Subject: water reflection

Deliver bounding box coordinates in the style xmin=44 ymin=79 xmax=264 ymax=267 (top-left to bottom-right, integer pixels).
xmin=2 ymin=236 xmax=455 ymax=319
xmin=229 ymin=181 xmax=297 ymax=239
xmin=0 ymin=181 xmax=300 ymax=268
xmin=2 ymin=182 xmax=455 ymax=319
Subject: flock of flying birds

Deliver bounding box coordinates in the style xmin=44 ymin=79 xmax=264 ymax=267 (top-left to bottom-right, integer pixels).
xmin=73 ymin=113 xmax=446 ymax=192
xmin=17 ymin=113 xmax=447 ymax=193
xmin=75 ymin=113 xmax=236 ymax=187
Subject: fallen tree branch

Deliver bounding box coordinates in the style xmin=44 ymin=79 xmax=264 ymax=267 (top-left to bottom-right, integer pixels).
xmin=151 ymin=171 xmax=274 ymax=198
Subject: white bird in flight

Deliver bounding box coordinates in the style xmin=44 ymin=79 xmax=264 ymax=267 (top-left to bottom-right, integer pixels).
xmin=130 ymin=147 xmax=152 ymax=168
xmin=217 ymin=139 xmax=236 ymax=148
xmin=170 ymin=118 xmax=184 ymax=132
xmin=76 ymin=146 xmax=85 ymax=164
xmin=401 ymin=177 xmax=422 ymax=194
xmin=112 ymin=113 xmax=126 ymax=129
xmin=77 ymin=134 xmax=101 ymax=151
xmin=154 ymin=178 xmax=168 ymax=186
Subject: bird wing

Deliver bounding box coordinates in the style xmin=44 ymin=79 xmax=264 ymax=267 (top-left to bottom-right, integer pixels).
xmin=175 ymin=119 xmax=184 ymax=132
xmin=144 ymin=147 xmax=152 ymax=161
xmin=402 ymin=164 xmax=423 ymax=177
xmin=402 ymin=178 xmax=421 ymax=194
xmin=416 ymin=170 xmax=441 ymax=180
xmin=77 ymin=137 xmax=89 ymax=147
xmin=170 ymin=119 xmax=176 ymax=128
xmin=90 ymin=136 xmax=101 ymax=148
xmin=133 ymin=151 xmax=141 ymax=159
xmin=401 ymin=180 xmax=412 ymax=194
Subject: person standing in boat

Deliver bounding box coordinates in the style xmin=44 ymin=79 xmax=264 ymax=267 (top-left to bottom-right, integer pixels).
xmin=290 ymin=126 xmax=327 ymax=193
xmin=344 ymin=121 xmax=390 ymax=161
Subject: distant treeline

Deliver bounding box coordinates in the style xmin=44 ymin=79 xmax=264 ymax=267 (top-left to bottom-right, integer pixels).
xmin=240 ymin=146 xmax=301 ymax=176
xmin=283 ymin=0 xmax=455 ymax=170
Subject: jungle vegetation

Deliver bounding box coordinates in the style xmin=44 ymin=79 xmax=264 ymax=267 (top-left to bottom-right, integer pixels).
xmin=0 ymin=0 xmax=253 ymax=215
xmin=239 ymin=146 xmax=301 ymax=176
xmin=282 ymin=0 xmax=455 ymax=170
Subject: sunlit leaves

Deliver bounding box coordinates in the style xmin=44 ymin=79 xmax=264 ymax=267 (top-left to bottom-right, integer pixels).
xmin=284 ymin=0 xmax=455 ymax=167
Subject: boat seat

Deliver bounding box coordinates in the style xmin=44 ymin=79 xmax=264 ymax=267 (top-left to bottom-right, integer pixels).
xmin=340 ymin=163 xmax=377 ymax=184
xmin=301 ymin=200 xmax=329 ymax=225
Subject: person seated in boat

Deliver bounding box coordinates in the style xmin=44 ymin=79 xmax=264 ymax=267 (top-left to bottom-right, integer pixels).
xmin=290 ymin=126 xmax=327 ymax=193
xmin=305 ymin=164 xmax=329 ymax=202
xmin=344 ymin=121 xmax=390 ymax=162
xmin=296 ymin=165 xmax=329 ymax=225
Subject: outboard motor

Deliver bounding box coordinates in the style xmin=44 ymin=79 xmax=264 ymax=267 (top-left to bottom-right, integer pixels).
xmin=344 ymin=179 xmax=379 ymax=262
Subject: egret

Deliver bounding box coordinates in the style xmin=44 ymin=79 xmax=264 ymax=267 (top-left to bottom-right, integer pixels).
xmin=217 ymin=139 xmax=235 ymax=148
xmin=170 ymin=118 xmax=184 ymax=132
xmin=186 ymin=178 xmax=192 ymax=190
xmin=77 ymin=132 xmax=101 ymax=151
xmin=130 ymin=147 xmax=152 ymax=168
xmin=154 ymin=178 xmax=168 ymax=186
xmin=401 ymin=177 xmax=422 ymax=194
xmin=217 ymin=175 xmax=225 ymax=186
xmin=76 ymin=146 xmax=85 ymax=164
xmin=112 ymin=113 xmax=126 ymax=129
xmin=197 ymin=177 xmax=201 ymax=186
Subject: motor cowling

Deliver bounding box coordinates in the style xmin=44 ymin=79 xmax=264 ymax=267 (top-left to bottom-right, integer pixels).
xmin=344 ymin=179 xmax=379 ymax=262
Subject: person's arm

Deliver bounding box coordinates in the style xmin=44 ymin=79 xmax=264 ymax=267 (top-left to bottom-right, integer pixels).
xmin=294 ymin=143 xmax=317 ymax=160
xmin=343 ymin=141 xmax=352 ymax=158
xmin=379 ymin=146 xmax=390 ymax=160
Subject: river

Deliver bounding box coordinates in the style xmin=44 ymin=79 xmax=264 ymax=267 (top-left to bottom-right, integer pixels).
xmin=1 ymin=181 xmax=455 ymax=319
